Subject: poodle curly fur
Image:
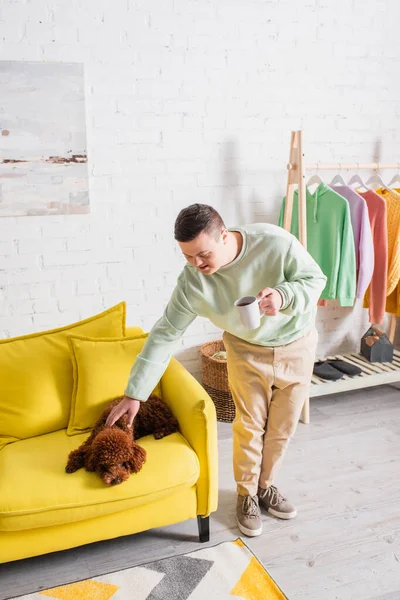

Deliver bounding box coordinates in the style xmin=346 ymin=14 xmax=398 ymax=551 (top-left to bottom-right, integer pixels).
xmin=66 ymin=395 xmax=179 ymax=486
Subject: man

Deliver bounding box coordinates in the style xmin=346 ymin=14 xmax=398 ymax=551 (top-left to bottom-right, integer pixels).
xmin=106 ymin=204 xmax=326 ymax=537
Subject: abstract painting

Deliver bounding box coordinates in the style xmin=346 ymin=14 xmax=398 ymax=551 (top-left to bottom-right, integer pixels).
xmin=0 ymin=61 xmax=89 ymax=216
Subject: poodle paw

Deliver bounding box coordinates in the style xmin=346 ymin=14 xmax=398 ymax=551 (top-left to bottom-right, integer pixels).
xmin=65 ymin=450 xmax=84 ymax=473
xmin=65 ymin=461 xmax=80 ymax=473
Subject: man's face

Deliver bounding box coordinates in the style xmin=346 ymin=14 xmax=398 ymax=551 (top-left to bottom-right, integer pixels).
xmin=178 ymin=229 xmax=228 ymax=275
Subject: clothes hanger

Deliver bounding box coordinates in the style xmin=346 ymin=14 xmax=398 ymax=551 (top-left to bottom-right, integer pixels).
xmin=388 ymin=164 xmax=400 ymax=188
xmin=306 ymin=174 xmax=323 ymax=186
xmin=306 ymin=164 xmax=323 ymax=189
xmin=365 ymin=170 xmax=391 ymax=192
xmin=347 ymin=174 xmax=368 ymax=189
xmin=347 ymin=165 xmax=368 ymax=190
xmin=330 ymin=171 xmax=346 ymax=186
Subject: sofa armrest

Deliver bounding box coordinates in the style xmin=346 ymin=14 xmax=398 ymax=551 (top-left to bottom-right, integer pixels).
xmin=160 ymin=358 xmax=218 ymax=517
xmin=126 ymin=326 xmax=144 ymax=337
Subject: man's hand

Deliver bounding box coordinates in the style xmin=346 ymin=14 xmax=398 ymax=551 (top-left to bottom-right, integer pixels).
xmin=257 ymin=288 xmax=283 ymax=316
xmin=105 ymin=396 xmax=141 ymax=428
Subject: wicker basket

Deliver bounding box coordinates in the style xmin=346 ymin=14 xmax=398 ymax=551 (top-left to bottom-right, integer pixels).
xmin=200 ymin=340 xmax=236 ymax=423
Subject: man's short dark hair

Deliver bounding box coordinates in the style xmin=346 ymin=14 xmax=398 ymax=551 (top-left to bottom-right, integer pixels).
xmin=174 ymin=204 xmax=225 ymax=242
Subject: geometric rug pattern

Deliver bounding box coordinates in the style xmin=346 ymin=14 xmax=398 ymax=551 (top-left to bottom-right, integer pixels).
xmin=9 ymin=539 xmax=287 ymax=600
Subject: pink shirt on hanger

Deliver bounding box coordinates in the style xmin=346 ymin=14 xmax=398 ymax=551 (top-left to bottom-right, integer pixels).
xmin=358 ymin=190 xmax=388 ymax=324
xmin=329 ymin=185 xmax=374 ymax=299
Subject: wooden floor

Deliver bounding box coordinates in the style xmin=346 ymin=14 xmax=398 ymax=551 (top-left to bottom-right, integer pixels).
xmin=1 ymin=384 xmax=400 ymax=600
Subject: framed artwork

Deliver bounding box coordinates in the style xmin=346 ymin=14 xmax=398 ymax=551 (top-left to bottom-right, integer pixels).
xmin=0 ymin=61 xmax=89 ymax=216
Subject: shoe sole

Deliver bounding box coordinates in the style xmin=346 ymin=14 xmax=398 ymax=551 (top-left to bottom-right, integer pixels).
xmin=268 ymin=507 xmax=297 ymax=520
xmin=236 ymin=517 xmax=262 ymax=537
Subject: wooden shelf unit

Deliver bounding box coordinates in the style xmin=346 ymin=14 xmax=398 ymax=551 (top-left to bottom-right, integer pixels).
xmin=310 ymin=350 xmax=400 ymax=398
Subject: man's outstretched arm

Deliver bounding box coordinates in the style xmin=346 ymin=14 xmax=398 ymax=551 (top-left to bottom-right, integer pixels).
xmin=106 ymin=271 xmax=197 ymax=426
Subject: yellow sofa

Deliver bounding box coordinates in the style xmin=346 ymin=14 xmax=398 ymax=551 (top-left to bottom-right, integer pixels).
xmin=0 ymin=307 xmax=218 ymax=564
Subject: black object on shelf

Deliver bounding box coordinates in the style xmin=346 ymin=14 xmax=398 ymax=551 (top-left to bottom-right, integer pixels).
xmin=313 ymin=361 xmax=343 ymax=381
xmin=360 ymin=326 xmax=393 ymax=363
xmin=327 ymin=359 xmax=362 ymax=376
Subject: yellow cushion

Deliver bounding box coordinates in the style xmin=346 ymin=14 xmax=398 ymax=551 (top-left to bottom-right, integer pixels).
xmin=0 ymin=303 xmax=126 ymax=451
xmin=67 ymin=334 xmax=162 ymax=436
xmin=0 ymin=429 xmax=200 ymax=531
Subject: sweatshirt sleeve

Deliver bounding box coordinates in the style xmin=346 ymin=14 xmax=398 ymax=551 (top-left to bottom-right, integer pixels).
xmin=386 ymin=195 xmax=400 ymax=296
xmin=274 ymin=236 xmax=327 ymax=316
xmin=356 ymin=202 xmax=374 ymax=299
xmin=366 ymin=202 xmax=388 ymax=324
xmin=336 ymin=203 xmax=356 ymax=306
xmin=278 ymin=199 xmax=285 ymax=228
xmin=125 ymin=271 xmax=197 ymax=401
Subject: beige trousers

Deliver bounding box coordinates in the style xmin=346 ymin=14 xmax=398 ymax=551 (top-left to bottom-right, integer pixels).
xmin=223 ymin=328 xmax=318 ymax=497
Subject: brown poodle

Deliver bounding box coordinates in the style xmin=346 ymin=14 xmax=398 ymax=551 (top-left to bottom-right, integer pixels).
xmin=66 ymin=395 xmax=179 ymax=486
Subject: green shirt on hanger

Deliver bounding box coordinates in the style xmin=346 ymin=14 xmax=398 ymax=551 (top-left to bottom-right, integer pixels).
xmin=278 ymin=182 xmax=356 ymax=307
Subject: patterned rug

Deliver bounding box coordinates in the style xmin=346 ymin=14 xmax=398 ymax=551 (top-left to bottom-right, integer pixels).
xmin=9 ymin=539 xmax=287 ymax=600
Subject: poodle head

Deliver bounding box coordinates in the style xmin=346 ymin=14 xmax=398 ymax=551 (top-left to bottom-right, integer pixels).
xmin=87 ymin=428 xmax=147 ymax=486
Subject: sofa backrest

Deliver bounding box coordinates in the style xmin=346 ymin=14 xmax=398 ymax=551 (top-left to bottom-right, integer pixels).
xmin=0 ymin=303 xmax=126 ymax=451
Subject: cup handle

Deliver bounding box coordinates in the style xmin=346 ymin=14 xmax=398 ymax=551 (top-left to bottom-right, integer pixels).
xmin=257 ymin=297 xmax=266 ymax=317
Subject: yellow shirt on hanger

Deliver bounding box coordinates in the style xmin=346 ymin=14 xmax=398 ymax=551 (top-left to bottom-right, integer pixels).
xmin=376 ymin=187 xmax=400 ymax=316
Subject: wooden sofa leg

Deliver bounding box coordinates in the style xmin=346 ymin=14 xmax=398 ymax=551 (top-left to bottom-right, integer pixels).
xmin=197 ymin=516 xmax=210 ymax=543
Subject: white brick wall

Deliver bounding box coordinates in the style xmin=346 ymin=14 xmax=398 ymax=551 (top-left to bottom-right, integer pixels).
xmin=1 ymin=0 xmax=399 ymax=381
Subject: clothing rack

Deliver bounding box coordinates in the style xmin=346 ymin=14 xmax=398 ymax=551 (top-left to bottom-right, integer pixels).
xmin=289 ymin=162 xmax=400 ymax=171
xmin=283 ymin=130 xmax=399 ymax=424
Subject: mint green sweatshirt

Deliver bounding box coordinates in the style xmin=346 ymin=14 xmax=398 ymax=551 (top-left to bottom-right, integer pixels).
xmin=278 ymin=183 xmax=356 ymax=306
xmin=125 ymin=223 xmax=327 ymax=400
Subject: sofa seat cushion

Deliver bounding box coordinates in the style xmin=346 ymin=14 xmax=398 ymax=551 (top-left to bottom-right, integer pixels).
xmin=0 ymin=429 xmax=200 ymax=532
